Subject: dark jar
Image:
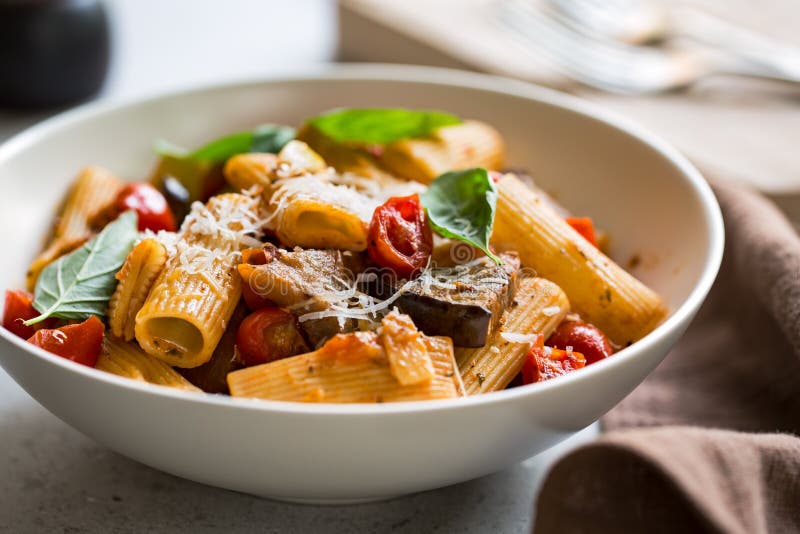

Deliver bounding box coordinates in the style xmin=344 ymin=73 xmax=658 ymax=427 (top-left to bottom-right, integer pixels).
xmin=0 ymin=0 xmax=110 ymax=108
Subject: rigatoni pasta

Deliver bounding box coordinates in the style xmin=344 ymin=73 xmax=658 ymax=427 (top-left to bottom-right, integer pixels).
xmin=296 ymin=123 xmax=397 ymax=182
xmin=491 ymin=173 xmax=667 ymax=346
xmin=108 ymin=238 xmax=168 ymax=341
xmin=26 ymin=166 xmax=123 ymax=290
xmin=456 ymin=277 xmax=569 ymax=395
xmin=266 ymin=174 xmax=372 ymax=251
xmin=9 ymin=107 xmax=666 ymax=402
xmin=97 ymin=337 xmax=201 ymax=391
xmin=135 ymin=194 xmax=259 ymax=368
xmin=227 ymin=328 xmax=462 ymax=403
xmin=380 ymin=121 xmax=505 ymax=184
xmin=223 ymin=153 xmax=279 ymax=191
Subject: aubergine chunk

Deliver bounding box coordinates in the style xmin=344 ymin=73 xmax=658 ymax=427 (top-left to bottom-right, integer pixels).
xmin=396 ymin=253 xmax=521 ymax=347
xmin=238 ymin=245 xmax=366 ymax=348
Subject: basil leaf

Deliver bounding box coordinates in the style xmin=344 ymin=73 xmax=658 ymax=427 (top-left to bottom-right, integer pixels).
xmin=25 ymin=211 xmax=139 ymax=326
xmin=421 ymin=168 xmax=501 ymax=264
xmin=155 ymin=124 xmax=295 ymax=164
xmin=307 ymin=108 xmax=461 ymax=145
xmin=249 ymin=125 xmax=296 ymax=154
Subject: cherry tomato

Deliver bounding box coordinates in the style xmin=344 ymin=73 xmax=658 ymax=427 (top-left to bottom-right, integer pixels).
xmin=367 ymin=194 xmax=432 ymax=279
xmin=522 ymin=344 xmax=586 ymax=385
xmin=27 ymin=316 xmax=105 ymax=367
xmin=566 ymin=217 xmax=597 ymax=247
xmin=239 ymin=247 xmax=279 ymax=311
xmin=241 ymin=284 xmax=272 ymax=311
xmin=236 ymin=307 xmax=308 ymax=367
xmin=521 ymin=333 xmax=545 ymax=385
xmin=114 ymin=183 xmax=177 ymax=232
xmin=547 ymin=319 xmax=613 ymax=365
xmin=3 ymin=290 xmax=41 ymax=339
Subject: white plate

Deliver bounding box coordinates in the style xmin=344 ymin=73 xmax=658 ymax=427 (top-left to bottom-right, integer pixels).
xmin=0 ymin=65 xmax=723 ymax=503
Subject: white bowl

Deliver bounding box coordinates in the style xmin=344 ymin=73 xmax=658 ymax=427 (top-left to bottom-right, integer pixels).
xmin=0 ymin=65 xmax=723 ymax=503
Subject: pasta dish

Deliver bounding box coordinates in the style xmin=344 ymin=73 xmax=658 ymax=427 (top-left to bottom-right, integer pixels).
xmin=2 ymin=108 xmax=666 ymax=403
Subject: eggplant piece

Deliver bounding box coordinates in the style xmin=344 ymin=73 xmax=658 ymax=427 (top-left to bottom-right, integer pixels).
xmin=395 ymin=253 xmax=520 ymax=347
xmin=238 ymin=245 xmax=367 ymax=348
xmin=150 ymin=156 xmax=227 ymax=208
xmin=160 ymin=175 xmax=192 ymax=224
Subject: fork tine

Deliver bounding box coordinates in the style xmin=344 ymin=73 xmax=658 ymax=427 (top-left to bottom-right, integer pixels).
xmin=496 ymin=0 xmax=695 ymax=93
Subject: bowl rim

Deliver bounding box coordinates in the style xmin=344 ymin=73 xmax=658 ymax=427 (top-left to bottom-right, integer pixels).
xmin=0 ymin=63 xmax=724 ymax=416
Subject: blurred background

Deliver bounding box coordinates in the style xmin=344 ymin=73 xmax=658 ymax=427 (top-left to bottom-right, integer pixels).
xmin=1 ymin=0 xmax=798 ymax=209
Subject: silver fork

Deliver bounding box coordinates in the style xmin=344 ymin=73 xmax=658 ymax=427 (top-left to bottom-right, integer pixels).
xmin=498 ymin=0 xmax=800 ymax=94
xmin=548 ymin=0 xmax=800 ymax=80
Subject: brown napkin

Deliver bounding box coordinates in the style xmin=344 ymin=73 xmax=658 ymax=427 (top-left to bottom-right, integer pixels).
xmin=533 ymin=177 xmax=800 ymax=534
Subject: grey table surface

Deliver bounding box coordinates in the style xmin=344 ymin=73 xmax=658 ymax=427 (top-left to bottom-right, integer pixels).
xmin=0 ymin=365 xmax=597 ymax=534
xmin=0 ymin=1 xmax=598 ymax=532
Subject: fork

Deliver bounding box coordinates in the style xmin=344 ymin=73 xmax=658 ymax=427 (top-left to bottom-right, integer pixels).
xmin=498 ymin=0 xmax=800 ymax=94
xmin=548 ymin=0 xmax=800 ymax=80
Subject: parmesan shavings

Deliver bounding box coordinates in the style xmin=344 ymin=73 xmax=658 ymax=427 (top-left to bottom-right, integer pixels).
xmin=499 ymin=332 xmax=539 ymax=344
xmin=295 ymin=277 xmax=416 ymax=327
xmin=265 ymin=171 xmax=378 ymax=229
xmin=139 ymin=229 xmax=179 ymax=255
xmin=542 ymin=305 xmax=561 ymax=317
xmin=170 ymin=194 xmax=267 ymax=276
xmin=265 ymin=170 xmax=427 ymax=232
xmin=181 ymin=195 xmax=266 ymax=249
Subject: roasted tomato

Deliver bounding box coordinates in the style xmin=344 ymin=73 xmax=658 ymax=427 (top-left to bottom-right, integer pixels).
xmin=239 ymin=247 xmax=278 ymax=311
xmin=522 ymin=338 xmax=586 ymax=385
xmin=566 ymin=217 xmax=597 ymax=247
xmin=114 ymin=183 xmax=177 ymax=232
xmin=367 ymin=194 xmax=433 ymax=279
xmin=3 ymin=290 xmax=42 ymax=339
xmin=27 ymin=316 xmax=105 ymax=367
xmin=236 ymin=307 xmax=309 ymax=367
xmin=547 ymin=319 xmax=613 ymax=365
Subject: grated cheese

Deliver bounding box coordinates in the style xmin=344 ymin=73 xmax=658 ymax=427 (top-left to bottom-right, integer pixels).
xmin=542 ymin=305 xmax=561 ymax=317
xmin=170 ymin=194 xmax=267 ymax=276
xmin=500 ymin=332 xmax=539 ymax=344
xmin=296 ymin=277 xmax=415 ymax=326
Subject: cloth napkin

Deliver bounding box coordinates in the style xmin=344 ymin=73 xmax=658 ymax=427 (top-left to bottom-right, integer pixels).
xmin=533 ymin=177 xmax=800 ymax=533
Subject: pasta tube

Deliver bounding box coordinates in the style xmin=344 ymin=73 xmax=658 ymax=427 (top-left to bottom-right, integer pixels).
xmin=380 ymin=311 xmax=435 ymax=386
xmin=135 ymin=194 xmax=259 ymax=368
xmin=277 ymin=140 xmax=327 ymax=175
xmin=27 ymin=166 xmax=123 ymax=290
xmin=380 ymin=121 xmax=505 ymax=184
xmin=223 ymin=153 xmax=279 ymax=191
xmin=456 ymin=277 xmax=569 ymax=395
xmin=228 ymin=326 xmax=463 ymax=403
xmin=108 ymin=238 xmax=168 ymax=341
xmin=297 ymin=121 xmax=503 ymax=185
xmin=267 ymin=175 xmax=372 ymax=251
xmin=491 ymin=174 xmax=667 ymax=346
xmin=176 ymin=303 xmax=248 ymax=394
xmin=97 ymin=337 xmax=201 ymax=392
xmin=296 ymin=123 xmax=397 ymax=182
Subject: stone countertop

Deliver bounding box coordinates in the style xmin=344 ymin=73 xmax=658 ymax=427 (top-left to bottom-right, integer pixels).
xmin=0 ymin=367 xmax=597 ymax=534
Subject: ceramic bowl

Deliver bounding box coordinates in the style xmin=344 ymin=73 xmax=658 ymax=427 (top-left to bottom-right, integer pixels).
xmin=0 ymin=65 xmax=723 ymax=503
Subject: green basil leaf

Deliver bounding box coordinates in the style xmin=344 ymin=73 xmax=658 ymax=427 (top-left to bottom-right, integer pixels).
xmin=421 ymin=168 xmax=501 ymax=264
xmin=154 ymin=124 xmax=295 ymax=164
xmin=25 ymin=211 xmax=139 ymax=326
xmin=307 ymin=108 xmax=461 ymax=145
xmin=249 ymin=125 xmax=296 ymax=154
